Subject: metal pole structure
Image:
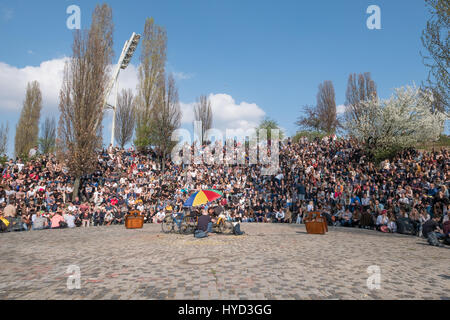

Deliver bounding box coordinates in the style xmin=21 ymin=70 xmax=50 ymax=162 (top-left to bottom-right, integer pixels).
xmin=96 ymin=33 xmax=140 ymax=147
xmin=110 ymin=78 xmax=119 ymax=147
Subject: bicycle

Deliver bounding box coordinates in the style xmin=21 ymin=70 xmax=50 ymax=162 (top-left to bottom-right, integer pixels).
xmin=162 ymin=212 xmax=188 ymax=234
xmin=161 ymin=214 xmax=177 ymax=233
xmin=178 ymin=213 xmax=233 ymax=235
xmin=213 ymin=216 xmax=234 ymax=234
xmin=163 ymin=210 xmax=235 ymax=235
xmin=179 ymin=214 xmax=197 ymax=235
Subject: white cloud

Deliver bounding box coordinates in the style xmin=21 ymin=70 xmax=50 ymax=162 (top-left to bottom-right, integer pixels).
xmin=0 ymin=58 xmax=69 ymax=112
xmin=172 ymin=71 xmax=194 ymax=81
xmin=0 ymin=58 xmax=140 ymax=113
xmin=336 ymin=104 xmax=346 ymax=115
xmin=105 ymin=63 xmax=140 ymax=106
xmin=180 ymin=93 xmax=266 ymax=135
xmin=0 ymin=58 xmax=266 ymax=137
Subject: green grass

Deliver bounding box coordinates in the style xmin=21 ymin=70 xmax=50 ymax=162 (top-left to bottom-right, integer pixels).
xmin=292 ymin=130 xmax=328 ymax=143
xmin=416 ymin=134 xmax=450 ymax=151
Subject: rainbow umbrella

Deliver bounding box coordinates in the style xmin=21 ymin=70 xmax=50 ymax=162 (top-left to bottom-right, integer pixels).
xmin=183 ymin=189 xmax=223 ymax=207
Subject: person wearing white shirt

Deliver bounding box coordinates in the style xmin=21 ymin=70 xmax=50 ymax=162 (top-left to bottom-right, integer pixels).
xmin=93 ymin=189 xmax=100 ymax=203
xmin=28 ymin=147 xmax=37 ymax=158
xmin=105 ymin=211 xmax=114 ymax=226
xmin=17 ymin=163 xmax=24 ymax=172
xmin=5 ymin=189 xmax=15 ymax=198
xmin=376 ymin=211 xmax=389 ymax=229
xmin=275 ymin=209 xmax=285 ymax=223
xmin=387 ymin=219 xmax=397 ymax=233
xmin=154 ymin=211 xmax=165 ymax=224
xmin=95 ymin=194 xmax=103 ymax=206
xmin=68 ymin=203 xmax=77 ymax=213
xmin=63 ymin=212 xmax=76 ymax=228
xmin=27 ymin=189 xmax=36 ymax=198
xmin=361 ymin=196 xmax=370 ymax=207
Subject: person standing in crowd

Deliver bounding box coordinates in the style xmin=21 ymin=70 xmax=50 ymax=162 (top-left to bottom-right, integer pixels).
xmin=80 ymin=205 xmax=91 ymax=228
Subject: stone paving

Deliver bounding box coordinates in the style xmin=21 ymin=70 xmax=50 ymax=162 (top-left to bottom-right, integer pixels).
xmin=0 ymin=223 xmax=448 ymax=300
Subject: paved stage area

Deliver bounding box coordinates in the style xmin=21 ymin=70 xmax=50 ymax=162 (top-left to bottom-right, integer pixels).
xmin=0 ymin=223 xmax=448 ymax=300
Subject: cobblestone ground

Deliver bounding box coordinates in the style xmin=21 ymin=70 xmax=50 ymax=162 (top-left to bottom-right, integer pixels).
xmin=0 ymin=223 xmax=448 ymax=300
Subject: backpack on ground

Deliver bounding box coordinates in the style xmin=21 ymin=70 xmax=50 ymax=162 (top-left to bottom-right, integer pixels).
xmin=427 ymin=232 xmax=442 ymax=247
xmin=396 ymin=217 xmax=415 ymax=235
xmin=0 ymin=217 xmax=9 ymax=232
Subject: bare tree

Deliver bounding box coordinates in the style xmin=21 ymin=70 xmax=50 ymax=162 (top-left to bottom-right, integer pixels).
xmin=345 ymin=73 xmax=377 ymax=124
xmin=115 ymin=89 xmax=136 ymax=149
xmin=421 ymin=0 xmax=449 ymax=112
xmin=149 ymin=73 xmax=181 ymax=172
xmin=58 ymin=4 xmax=114 ymax=200
xmin=296 ymin=105 xmax=322 ymax=132
xmin=297 ymin=81 xmax=339 ymax=134
xmin=39 ymin=117 xmax=56 ymax=155
xmin=193 ymin=95 xmax=213 ymax=144
xmin=15 ymin=81 xmax=42 ymax=158
xmin=0 ymin=122 xmax=9 ymax=156
xmin=135 ymin=17 xmax=167 ymax=150
xmin=316 ymin=81 xmax=339 ymax=134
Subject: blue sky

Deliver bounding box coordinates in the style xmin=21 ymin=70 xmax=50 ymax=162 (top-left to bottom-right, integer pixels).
xmin=0 ymin=0 xmax=442 ymax=156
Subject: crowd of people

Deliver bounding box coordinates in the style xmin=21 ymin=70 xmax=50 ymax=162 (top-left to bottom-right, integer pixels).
xmin=1 ymin=136 xmax=449 ymax=246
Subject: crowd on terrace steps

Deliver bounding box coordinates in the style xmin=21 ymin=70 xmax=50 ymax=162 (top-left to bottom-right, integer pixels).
xmin=1 ymin=136 xmax=449 ymax=246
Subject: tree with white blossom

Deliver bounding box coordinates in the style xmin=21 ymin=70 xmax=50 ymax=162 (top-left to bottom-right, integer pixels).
xmin=346 ymin=85 xmax=447 ymax=161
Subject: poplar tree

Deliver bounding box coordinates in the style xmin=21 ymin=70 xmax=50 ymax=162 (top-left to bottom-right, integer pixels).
xmin=15 ymin=81 xmax=42 ymax=158
xmin=58 ymin=4 xmax=114 ymax=200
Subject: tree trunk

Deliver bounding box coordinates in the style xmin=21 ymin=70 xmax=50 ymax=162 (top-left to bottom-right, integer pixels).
xmin=72 ymin=176 xmax=81 ymax=202
xmin=161 ymin=151 xmax=166 ymax=173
